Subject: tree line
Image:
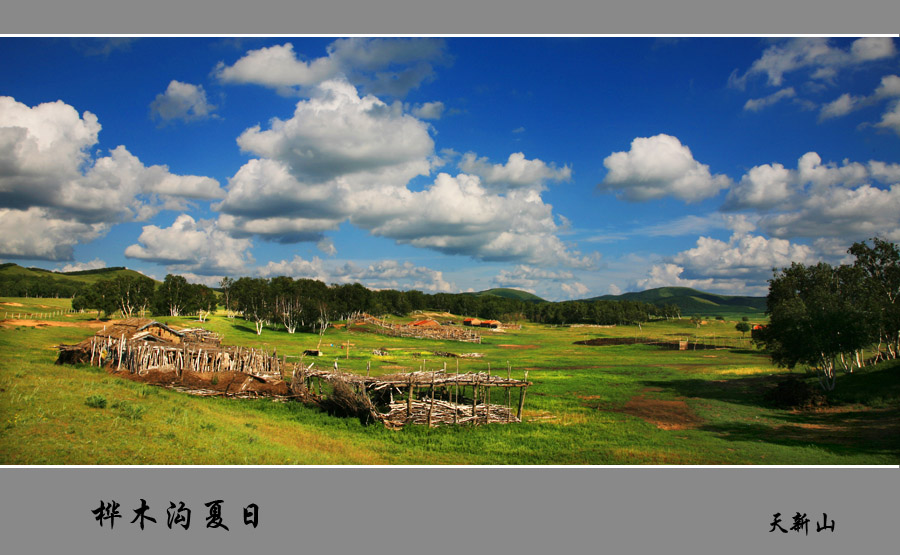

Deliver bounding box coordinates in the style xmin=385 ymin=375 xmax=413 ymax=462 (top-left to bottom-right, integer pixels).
xmin=0 ymin=264 xmax=134 ymax=298
xmin=753 ymin=238 xmax=900 ymax=390
xmin=66 ymin=271 xmax=672 ymax=331
xmin=72 ymin=274 xmax=217 ymax=320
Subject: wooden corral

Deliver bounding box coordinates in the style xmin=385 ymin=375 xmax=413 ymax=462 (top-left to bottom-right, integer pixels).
xmin=56 ymin=318 xmax=188 ymax=364
xmin=56 ymin=323 xmax=531 ymax=428
xmin=359 ymin=314 xmax=481 ymax=343
xmin=303 ymin=364 xmax=531 ymax=428
xmin=179 ymin=327 xmax=222 ymax=346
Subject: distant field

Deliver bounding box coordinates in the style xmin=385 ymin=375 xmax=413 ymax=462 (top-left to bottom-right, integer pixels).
xmin=1 ymin=299 xmax=897 ymax=465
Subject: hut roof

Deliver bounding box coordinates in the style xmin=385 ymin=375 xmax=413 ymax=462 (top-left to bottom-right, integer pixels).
xmin=410 ymin=319 xmax=441 ymax=327
xmin=94 ymin=318 xmax=183 ymax=342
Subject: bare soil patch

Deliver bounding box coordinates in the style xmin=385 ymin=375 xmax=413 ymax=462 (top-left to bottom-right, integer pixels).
xmin=614 ymin=389 xmax=703 ymax=430
xmin=0 ymin=319 xmax=107 ymax=329
xmin=1 ymin=302 xmax=25 ymax=307
xmin=497 ymin=344 xmax=539 ymax=349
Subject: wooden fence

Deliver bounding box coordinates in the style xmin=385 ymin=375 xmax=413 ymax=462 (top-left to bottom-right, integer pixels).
xmin=81 ymin=334 xmax=289 ymax=378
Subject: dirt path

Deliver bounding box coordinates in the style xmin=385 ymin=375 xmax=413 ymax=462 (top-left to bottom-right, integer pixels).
xmin=0 ymin=319 xmax=107 ymax=329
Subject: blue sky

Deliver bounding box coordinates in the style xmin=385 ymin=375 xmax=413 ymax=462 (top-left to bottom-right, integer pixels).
xmin=1 ymin=36 xmax=899 ymax=300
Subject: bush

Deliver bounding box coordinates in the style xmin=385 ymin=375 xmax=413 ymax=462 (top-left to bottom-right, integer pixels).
xmin=766 ymin=377 xmax=826 ymax=409
xmin=85 ymin=395 xmax=107 ymax=409
xmin=111 ymin=400 xmax=146 ymax=421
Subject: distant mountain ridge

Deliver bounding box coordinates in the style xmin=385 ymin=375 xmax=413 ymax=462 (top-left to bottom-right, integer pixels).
xmin=589 ymin=286 xmax=766 ymax=314
xmin=464 ymin=288 xmax=546 ymax=303
xmin=0 ymin=263 xmax=155 ymax=284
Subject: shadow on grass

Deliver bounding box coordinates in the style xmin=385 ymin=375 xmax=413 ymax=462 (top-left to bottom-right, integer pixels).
xmin=641 ymin=366 xmax=900 ymax=459
xmin=230 ymin=321 xmax=262 ymax=335
xmin=697 ymin=407 xmax=900 ymax=458
xmin=640 ymin=373 xmax=787 ymax=408
xmin=728 ymin=348 xmax=767 ymax=356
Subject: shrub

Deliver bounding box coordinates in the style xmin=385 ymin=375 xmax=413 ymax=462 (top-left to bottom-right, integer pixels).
xmin=766 ymin=377 xmax=826 ymax=409
xmin=85 ymin=395 xmax=107 ymax=409
xmin=111 ymin=400 xmax=146 ymax=421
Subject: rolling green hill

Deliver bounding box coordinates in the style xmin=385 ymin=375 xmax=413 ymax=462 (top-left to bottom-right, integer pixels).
xmin=0 ymin=263 xmax=153 ymax=284
xmin=590 ymin=286 xmax=766 ymax=315
xmin=0 ymin=263 xmax=157 ymax=297
xmin=463 ymin=288 xmax=546 ymax=303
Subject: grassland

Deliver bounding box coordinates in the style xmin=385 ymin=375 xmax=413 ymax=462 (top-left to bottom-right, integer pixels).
xmin=1 ymin=297 xmax=897 ymax=465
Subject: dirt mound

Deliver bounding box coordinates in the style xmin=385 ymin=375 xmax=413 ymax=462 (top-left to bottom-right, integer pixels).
xmin=118 ymin=368 xmax=292 ymax=396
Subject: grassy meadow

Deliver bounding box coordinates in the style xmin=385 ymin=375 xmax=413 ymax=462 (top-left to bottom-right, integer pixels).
xmin=1 ymin=296 xmax=898 ymax=465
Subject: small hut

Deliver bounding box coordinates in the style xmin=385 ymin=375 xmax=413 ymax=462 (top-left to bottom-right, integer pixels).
xmin=479 ymin=320 xmax=501 ymax=329
xmin=463 ymin=318 xmax=482 ymax=327
xmin=95 ymin=318 xmax=184 ymax=344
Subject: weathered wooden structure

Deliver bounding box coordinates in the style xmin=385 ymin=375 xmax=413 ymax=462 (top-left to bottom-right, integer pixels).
xmin=56 ymin=319 xmax=531 ymax=428
xmin=303 ymin=365 xmax=531 ymax=428
xmin=359 ymin=313 xmax=482 ymax=343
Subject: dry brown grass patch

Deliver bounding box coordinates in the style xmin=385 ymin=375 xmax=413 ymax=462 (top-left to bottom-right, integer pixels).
xmin=614 ymin=388 xmax=704 ymax=430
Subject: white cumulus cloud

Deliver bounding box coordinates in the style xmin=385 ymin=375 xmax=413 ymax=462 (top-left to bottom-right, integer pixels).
xmin=216 ymin=80 xmax=592 ymax=268
xmin=411 ymin=101 xmax=445 ymax=120
xmin=0 ymin=207 xmax=107 ymax=261
xmin=875 ymin=99 xmax=900 ymax=136
xmin=729 ymin=37 xmax=897 ymax=89
xmin=459 ymin=151 xmax=571 ymax=191
xmin=215 ymin=38 xmax=449 ymax=97
xmin=150 ymin=80 xmax=217 ymax=123
xmin=56 ymin=258 xmax=107 ymax=273
xmin=125 ymin=214 xmax=253 ymax=275
xmin=744 ymin=87 xmax=796 ymax=112
xmin=257 ymin=256 xmax=454 ymax=292
xmin=0 ymin=96 xmax=224 ymax=259
xmin=599 ymin=134 xmax=730 ymax=202
xmin=234 ymin=79 xmax=434 ymax=183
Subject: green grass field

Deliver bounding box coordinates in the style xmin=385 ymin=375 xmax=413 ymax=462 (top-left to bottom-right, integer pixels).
xmin=1 ymin=297 xmax=897 ymax=465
